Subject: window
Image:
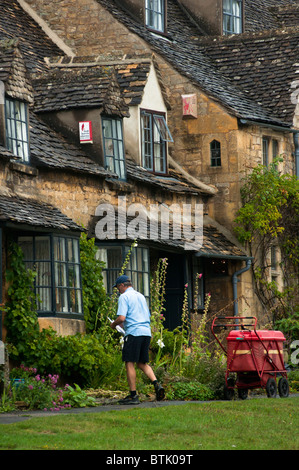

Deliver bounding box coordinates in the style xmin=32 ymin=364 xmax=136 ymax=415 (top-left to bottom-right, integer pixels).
xmin=5 ymin=97 xmax=29 ymax=162
xmin=145 ymin=0 xmax=165 ymax=33
xmin=223 ymin=0 xmax=242 ymax=35
xmin=18 ymin=235 xmax=83 ymax=316
xmin=262 ymin=137 xmax=279 ymax=167
xmin=102 ymin=117 xmax=126 ymax=180
xmin=140 ymin=109 xmax=173 ymax=174
xmin=262 ymin=137 xmax=269 ymax=166
xmin=96 ymin=244 xmax=150 ymax=304
xmin=210 ymin=140 xmax=221 ymax=167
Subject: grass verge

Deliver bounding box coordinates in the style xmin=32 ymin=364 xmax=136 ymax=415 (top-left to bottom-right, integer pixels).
xmin=0 ymin=398 xmax=298 ymax=450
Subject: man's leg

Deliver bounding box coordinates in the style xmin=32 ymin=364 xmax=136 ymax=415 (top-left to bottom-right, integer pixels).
xmin=137 ymin=362 xmax=156 ymax=382
xmin=137 ymin=362 xmax=165 ymax=401
xmin=126 ymin=361 xmax=137 ymax=391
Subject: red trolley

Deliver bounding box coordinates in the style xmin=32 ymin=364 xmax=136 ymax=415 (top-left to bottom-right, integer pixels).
xmin=211 ymin=316 xmax=289 ymax=399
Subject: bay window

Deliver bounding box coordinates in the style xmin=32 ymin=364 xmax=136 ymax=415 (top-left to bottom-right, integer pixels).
xmin=18 ymin=234 xmax=83 ymax=316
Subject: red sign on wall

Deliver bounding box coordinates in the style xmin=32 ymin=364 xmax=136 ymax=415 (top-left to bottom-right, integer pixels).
xmin=79 ymin=121 xmax=93 ymax=143
xmin=182 ymin=94 xmax=197 ymax=118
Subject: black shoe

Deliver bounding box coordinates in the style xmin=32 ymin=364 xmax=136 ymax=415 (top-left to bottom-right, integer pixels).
xmin=118 ymin=394 xmax=140 ymax=405
xmin=154 ymin=383 xmax=165 ymax=401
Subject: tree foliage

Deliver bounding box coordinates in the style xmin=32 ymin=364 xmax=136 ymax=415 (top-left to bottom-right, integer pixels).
xmin=234 ymin=161 xmax=299 ymax=338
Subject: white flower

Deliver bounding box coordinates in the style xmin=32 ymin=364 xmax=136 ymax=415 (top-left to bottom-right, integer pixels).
xmin=157 ymin=338 xmax=165 ymax=348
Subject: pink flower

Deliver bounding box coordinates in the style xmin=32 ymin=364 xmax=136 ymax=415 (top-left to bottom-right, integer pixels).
xmin=185 ymin=283 xmax=188 ymax=288
xmin=35 ymin=375 xmax=40 ymax=381
xmin=198 ymin=273 xmax=202 ymax=279
xmin=28 ymin=384 xmax=33 ymax=390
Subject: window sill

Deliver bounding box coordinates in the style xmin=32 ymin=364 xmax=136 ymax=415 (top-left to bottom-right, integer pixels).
xmin=10 ymin=160 xmax=38 ymax=176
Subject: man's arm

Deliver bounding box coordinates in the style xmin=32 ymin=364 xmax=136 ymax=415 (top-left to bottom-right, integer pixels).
xmin=110 ymin=315 xmax=125 ymax=330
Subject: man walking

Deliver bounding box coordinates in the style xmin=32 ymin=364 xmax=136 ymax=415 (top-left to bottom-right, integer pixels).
xmin=110 ymin=275 xmax=165 ymax=404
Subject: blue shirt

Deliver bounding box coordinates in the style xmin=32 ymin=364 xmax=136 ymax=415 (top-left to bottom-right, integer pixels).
xmin=117 ymin=287 xmax=151 ymax=337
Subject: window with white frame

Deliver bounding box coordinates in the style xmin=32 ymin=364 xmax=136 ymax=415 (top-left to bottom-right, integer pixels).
xmin=18 ymin=235 xmax=83 ymax=316
xmin=5 ymin=97 xmax=29 ymax=162
xmin=223 ymin=0 xmax=242 ymax=35
xmin=140 ymin=109 xmax=173 ymax=175
xmin=145 ymin=0 xmax=165 ymax=33
xmin=102 ymin=117 xmax=126 ymax=180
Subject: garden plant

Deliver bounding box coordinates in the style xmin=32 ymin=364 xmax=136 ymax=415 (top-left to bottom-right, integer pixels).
xmin=0 ymin=226 xmax=298 ymax=412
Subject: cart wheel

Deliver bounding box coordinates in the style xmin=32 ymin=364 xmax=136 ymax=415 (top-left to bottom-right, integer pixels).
xmin=278 ymin=377 xmax=289 ymax=398
xmin=238 ymin=389 xmax=248 ymax=400
xmin=266 ymin=378 xmax=277 ymax=398
xmin=224 ymin=378 xmax=235 ymax=400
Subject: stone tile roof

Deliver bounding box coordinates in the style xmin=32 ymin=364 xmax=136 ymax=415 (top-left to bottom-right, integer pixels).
xmin=195 ymin=28 xmax=299 ymax=125
xmin=115 ymin=62 xmax=151 ymax=106
xmin=89 ymin=210 xmax=247 ymax=257
xmin=29 ymin=113 xmax=115 ymax=177
xmin=0 ymin=0 xmax=63 ymax=73
xmin=0 ymin=39 xmax=34 ymax=103
xmin=33 ymin=64 xmax=129 ymax=117
xmin=126 ymin=157 xmax=209 ymax=195
xmin=0 ymin=193 xmax=84 ymax=232
xmin=245 ymin=0 xmax=299 ymax=32
xmin=96 ymin=0 xmax=297 ymax=128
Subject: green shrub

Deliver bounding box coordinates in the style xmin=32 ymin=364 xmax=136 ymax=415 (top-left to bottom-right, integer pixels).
xmin=165 ymin=381 xmax=214 ymax=401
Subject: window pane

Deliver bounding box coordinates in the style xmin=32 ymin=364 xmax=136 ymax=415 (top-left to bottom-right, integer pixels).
xmin=18 ymin=236 xmax=34 ymax=259
xmin=5 ymin=98 xmax=29 ymax=161
xmin=102 ymin=117 xmax=126 ymax=179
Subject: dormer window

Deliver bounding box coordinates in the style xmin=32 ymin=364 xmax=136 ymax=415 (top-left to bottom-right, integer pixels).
xmin=102 ymin=116 xmax=126 ymax=180
xmin=145 ymin=0 xmax=165 ymax=33
xmin=5 ymin=97 xmax=29 ymax=162
xmin=223 ymin=0 xmax=243 ymax=35
xmin=140 ymin=109 xmax=173 ymax=175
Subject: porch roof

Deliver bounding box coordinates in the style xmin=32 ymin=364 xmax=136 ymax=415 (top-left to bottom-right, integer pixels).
xmin=90 ymin=211 xmax=248 ymax=260
xmin=0 ymin=194 xmax=84 ymax=233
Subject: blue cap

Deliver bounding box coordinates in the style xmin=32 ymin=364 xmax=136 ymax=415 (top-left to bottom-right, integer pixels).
xmin=113 ymin=275 xmax=130 ymax=288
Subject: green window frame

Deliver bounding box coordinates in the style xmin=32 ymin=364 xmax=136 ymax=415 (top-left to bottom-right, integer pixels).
xmin=18 ymin=234 xmax=83 ymax=317
xmin=102 ymin=117 xmax=126 ymax=180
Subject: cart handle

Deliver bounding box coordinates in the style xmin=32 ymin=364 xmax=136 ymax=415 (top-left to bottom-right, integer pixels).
xmin=211 ymin=316 xmax=257 ymax=355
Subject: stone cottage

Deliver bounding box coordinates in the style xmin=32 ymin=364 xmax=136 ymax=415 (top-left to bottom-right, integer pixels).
xmin=0 ymin=0 xmax=298 ymax=340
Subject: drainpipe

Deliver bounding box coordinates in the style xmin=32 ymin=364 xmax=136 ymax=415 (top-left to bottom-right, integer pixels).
xmin=294 ymin=132 xmax=299 ymax=179
xmin=232 ymin=259 xmax=252 ymax=321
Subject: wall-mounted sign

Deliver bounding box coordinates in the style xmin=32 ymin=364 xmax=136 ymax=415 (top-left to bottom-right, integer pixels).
xmin=79 ymin=121 xmax=93 ymax=143
xmin=182 ymin=94 xmax=197 ymax=118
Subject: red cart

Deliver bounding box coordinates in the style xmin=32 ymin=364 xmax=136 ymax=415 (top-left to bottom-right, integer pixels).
xmin=211 ymin=316 xmax=289 ymax=399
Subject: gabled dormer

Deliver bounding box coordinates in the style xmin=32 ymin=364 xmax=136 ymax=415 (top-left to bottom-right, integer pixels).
xmin=33 ymin=61 xmax=129 ymax=179
xmin=115 ymin=0 xmax=167 ymax=34
xmin=116 ymin=59 xmax=173 ymax=175
xmin=179 ymin=0 xmax=243 ymax=35
xmin=0 ymin=40 xmax=34 ymax=163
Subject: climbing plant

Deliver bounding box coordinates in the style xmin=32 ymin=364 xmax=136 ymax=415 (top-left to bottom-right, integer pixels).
xmin=234 ymin=161 xmax=299 ymax=338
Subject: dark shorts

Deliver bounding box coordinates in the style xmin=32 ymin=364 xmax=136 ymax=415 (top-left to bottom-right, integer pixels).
xmin=122 ymin=335 xmax=151 ymax=363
